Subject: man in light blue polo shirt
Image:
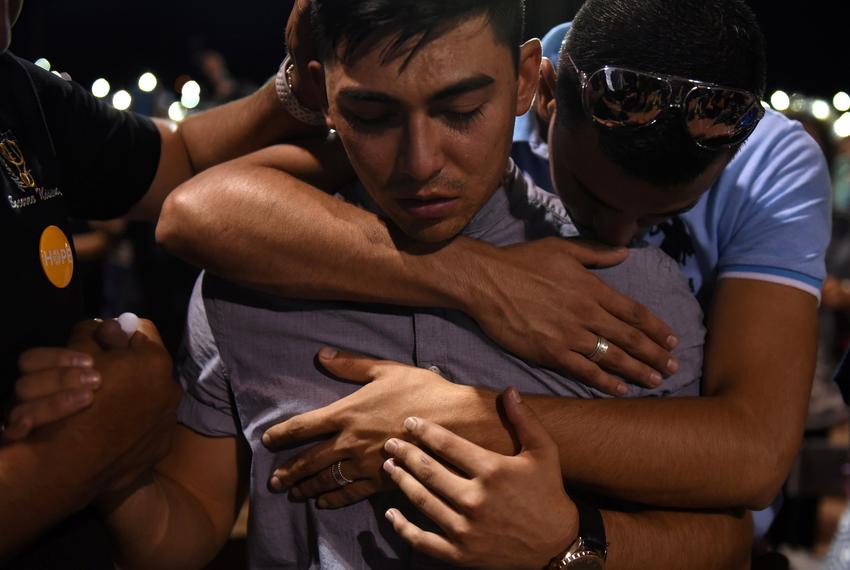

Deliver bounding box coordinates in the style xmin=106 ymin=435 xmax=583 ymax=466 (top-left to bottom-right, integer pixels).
xmin=511 ymin=18 xmax=830 ymax=539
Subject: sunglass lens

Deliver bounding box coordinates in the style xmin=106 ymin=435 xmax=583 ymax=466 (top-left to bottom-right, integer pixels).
xmin=586 ymin=68 xmax=668 ymax=127
xmin=685 ymin=88 xmax=762 ymax=147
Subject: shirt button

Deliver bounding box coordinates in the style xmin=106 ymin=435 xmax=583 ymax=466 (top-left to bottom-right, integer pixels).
xmin=428 ymin=365 xmax=442 ymax=376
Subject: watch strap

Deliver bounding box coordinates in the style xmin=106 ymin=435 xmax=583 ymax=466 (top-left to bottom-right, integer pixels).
xmin=275 ymin=55 xmax=326 ymax=127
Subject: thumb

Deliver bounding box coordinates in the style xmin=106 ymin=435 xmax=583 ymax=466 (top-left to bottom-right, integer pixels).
xmin=94 ymin=319 xmax=131 ymax=350
xmin=502 ymin=387 xmax=557 ymax=457
xmin=317 ymin=348 xmax=389 ymax=384
xmin=562 ymin=238 xmax=628 ymax=269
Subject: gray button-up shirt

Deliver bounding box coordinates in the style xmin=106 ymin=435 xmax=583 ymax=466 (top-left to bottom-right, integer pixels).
xmin=177 ymin=162 xmax=705 ymax=569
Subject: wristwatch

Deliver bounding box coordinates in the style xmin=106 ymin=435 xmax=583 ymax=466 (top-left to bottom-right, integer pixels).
xmin=547 ymin=499 xmax=608 ymax=569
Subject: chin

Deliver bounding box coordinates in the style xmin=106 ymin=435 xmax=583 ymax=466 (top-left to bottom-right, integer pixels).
xmin=394 ymin=218 xmax=466 ymax=244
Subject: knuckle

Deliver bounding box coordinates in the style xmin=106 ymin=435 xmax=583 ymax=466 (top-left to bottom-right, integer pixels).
xmin=460 ymin=489 xmax=484 ymax=514
xmin=624 ymin=328 xmax=644 ymax=347
xmin=411 ymin=491 xmax=430 ymax=510
xmin=628 ymin=303 xmax=649 ymax=324
xmin=450 ymin=520 xmax=474 ymax=543
xmin=417 ymin=465 xmax=434 ymax=486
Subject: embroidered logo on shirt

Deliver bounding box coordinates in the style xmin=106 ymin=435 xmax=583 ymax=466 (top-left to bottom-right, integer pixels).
xmin=1 ymin=130 xmax=63 ymax=210
xmin=0 ymin=131 xmax=36 ymax=191
xmin=39 ymin=225 xmax=74 ymax=289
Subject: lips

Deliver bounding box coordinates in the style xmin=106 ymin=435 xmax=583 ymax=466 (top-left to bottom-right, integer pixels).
xmin=396 ymin=196 xmax=460 ymax=219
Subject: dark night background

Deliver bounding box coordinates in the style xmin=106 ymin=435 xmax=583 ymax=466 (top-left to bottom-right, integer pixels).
xmin=7 ymin=1 xmax=849 ymax=102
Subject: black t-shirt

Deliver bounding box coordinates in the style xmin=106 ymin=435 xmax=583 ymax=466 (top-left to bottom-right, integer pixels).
xmin=0 ymin=52 xmax=160 ymax=568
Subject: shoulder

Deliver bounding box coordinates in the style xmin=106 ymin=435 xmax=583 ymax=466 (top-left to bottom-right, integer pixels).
xmin=719 ymin=109 xmax=830 ymax=201
xmin=594 ymin=246 xmax=704 ymax=337
xmin=504 ymin=160 xmax=579 ymax=238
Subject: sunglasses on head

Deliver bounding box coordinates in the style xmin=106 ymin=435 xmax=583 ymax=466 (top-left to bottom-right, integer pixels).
xmin=566 ymin=54 xmax=765 ymax=150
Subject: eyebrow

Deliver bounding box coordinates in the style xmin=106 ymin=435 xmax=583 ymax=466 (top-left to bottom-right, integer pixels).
xmin=338 ymin=74 xmax=495 ymax=105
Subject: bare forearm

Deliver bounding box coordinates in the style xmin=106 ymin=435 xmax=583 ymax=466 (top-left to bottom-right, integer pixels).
xmin=603 ymin=508 xmax=752 ymax=570
xmin=105 ymin=475 xmax=228 ymax=570
xmin=533 ymin=395 xmax=783 ymax=509
xmin=0 ymin=435 xmax=118 ymax=558
xmin=178 ymin=80 xmax=322 ymax=173
xmin=157 ymin=162 xmax=493 ymax=310
xmin=444 ymin=388 xmax=784 ymax=510
xmin=133 ymin=81 xmax=326 ymax=221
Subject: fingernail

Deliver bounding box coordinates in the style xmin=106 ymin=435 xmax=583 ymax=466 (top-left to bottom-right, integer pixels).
xmin=666 ymin=335 xmax=679 ymax=349
xmin=269 ymin=475 xmax=283 ymax=492
xmin=80 ymin=370 xmax=101 ymax=387
xmin=383 ymin=458 xmax=396 ymax=474
xmin=72 ymin=354 xmax=94 ymax=368
xmin=69 ymin=391 xmax=94 ymax=406
xmin=667 ymin=359 xmax=679 ymax=374
xmin=262 ymin=432 xmax=271 ymax=447
xmin=403 ymin=417 xmax=418 ymax=432
xmin=384 ymin=439 xmax=399 ymax=454
xmin=649 ymin=372 xmax=662 ymax=387
xmin=508 ymin=387 xmax=522 ymax=404
xmin=385 ymin=509 xmax=395 ymax=522
xmin=616 ymin=384 xmax=628 ymax=396
xmin=319 ymin=347 xmax=338 ymax=360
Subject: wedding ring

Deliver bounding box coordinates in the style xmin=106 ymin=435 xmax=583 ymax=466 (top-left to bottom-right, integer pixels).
xmin=331 ymin=461 xmax=354 ymax=487
xmin=586 ymin=336 xmax=610 ymax=364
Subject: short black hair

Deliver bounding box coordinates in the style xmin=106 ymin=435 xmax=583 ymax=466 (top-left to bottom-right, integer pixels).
xmin=311 ymin=0 xmax=525 ymax=71
xmin=557 ymin=0 xmax=767 ymax=186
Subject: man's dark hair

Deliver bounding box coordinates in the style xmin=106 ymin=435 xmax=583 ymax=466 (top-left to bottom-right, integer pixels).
xmin=557 ymin=0 xmax=767 ymax=186
xmin=311 ymin=0 xmax=525 ymax=71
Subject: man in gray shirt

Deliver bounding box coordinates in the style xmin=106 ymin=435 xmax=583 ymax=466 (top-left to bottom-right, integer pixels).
xmin=100 ymin=0 xmax=748 ymax=568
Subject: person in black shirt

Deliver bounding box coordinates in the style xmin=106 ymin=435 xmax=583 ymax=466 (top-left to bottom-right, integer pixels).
xmin=0 ymin=1 xmax=319 ymax=565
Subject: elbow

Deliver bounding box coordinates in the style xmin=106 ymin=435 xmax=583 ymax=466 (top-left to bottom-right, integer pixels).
xmin=155 ymin=187 xmax=196 ymax=256
xmin=737 ymin=439 xmax=798 ymax=510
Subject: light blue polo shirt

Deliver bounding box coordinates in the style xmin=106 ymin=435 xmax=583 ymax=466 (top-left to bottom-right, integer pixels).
xmin=513 ymin=23 xmax=831 ymax=306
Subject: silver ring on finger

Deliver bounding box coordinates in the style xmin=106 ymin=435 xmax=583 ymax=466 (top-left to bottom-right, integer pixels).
xmin=331 ymin=461 xmax=354 ymax=488
xmin=586 ymin=336 xmax=610 ymax=364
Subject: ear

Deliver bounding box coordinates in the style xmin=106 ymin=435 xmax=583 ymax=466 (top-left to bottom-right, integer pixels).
xmin=515 ymin=39 xmax=542 ymax=117
xmin=535 ymin=57 xmax=558 ymax=125
xmin=307 ymin=60 xmax=334 ymax=129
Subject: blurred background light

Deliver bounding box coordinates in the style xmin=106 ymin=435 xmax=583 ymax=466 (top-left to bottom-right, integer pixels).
xmin=112 ymin=89 xmax=132 ymax=110
xmin=812 ymin=100 xmax=831 ymax=120
xmin=834 ymin=92 xmax=850 ymax=113
xmin=91 ymin=78 xmax=111 ymax=98
xmin=167 ymin=101 xmax=187 ymax=122
xmin=138 ymin=72 xmax=158 ymax=92
xmin=834 ymin=112 xmax=850 ymax=138
xmin=770 ymin=90 xmax=790 ymax=112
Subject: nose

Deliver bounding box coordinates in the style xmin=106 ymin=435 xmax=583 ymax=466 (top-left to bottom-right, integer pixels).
xmin=593 ymin=213 xmax=639 ymax=247
xmin=398 ymin=113 xmax=445 ymax=183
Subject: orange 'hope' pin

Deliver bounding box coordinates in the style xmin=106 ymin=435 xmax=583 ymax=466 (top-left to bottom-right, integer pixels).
xmin=39 ymin=225 xmax=74 ymax=289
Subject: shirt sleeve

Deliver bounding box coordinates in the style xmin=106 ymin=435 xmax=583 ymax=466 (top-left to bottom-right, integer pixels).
xmin=20 ymin=56 xmax=161 ymax=220
xmin=176 ymin=273 xmax=240 ymax=437
xmin=716 ymin=117 xmax=832 ymax=300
